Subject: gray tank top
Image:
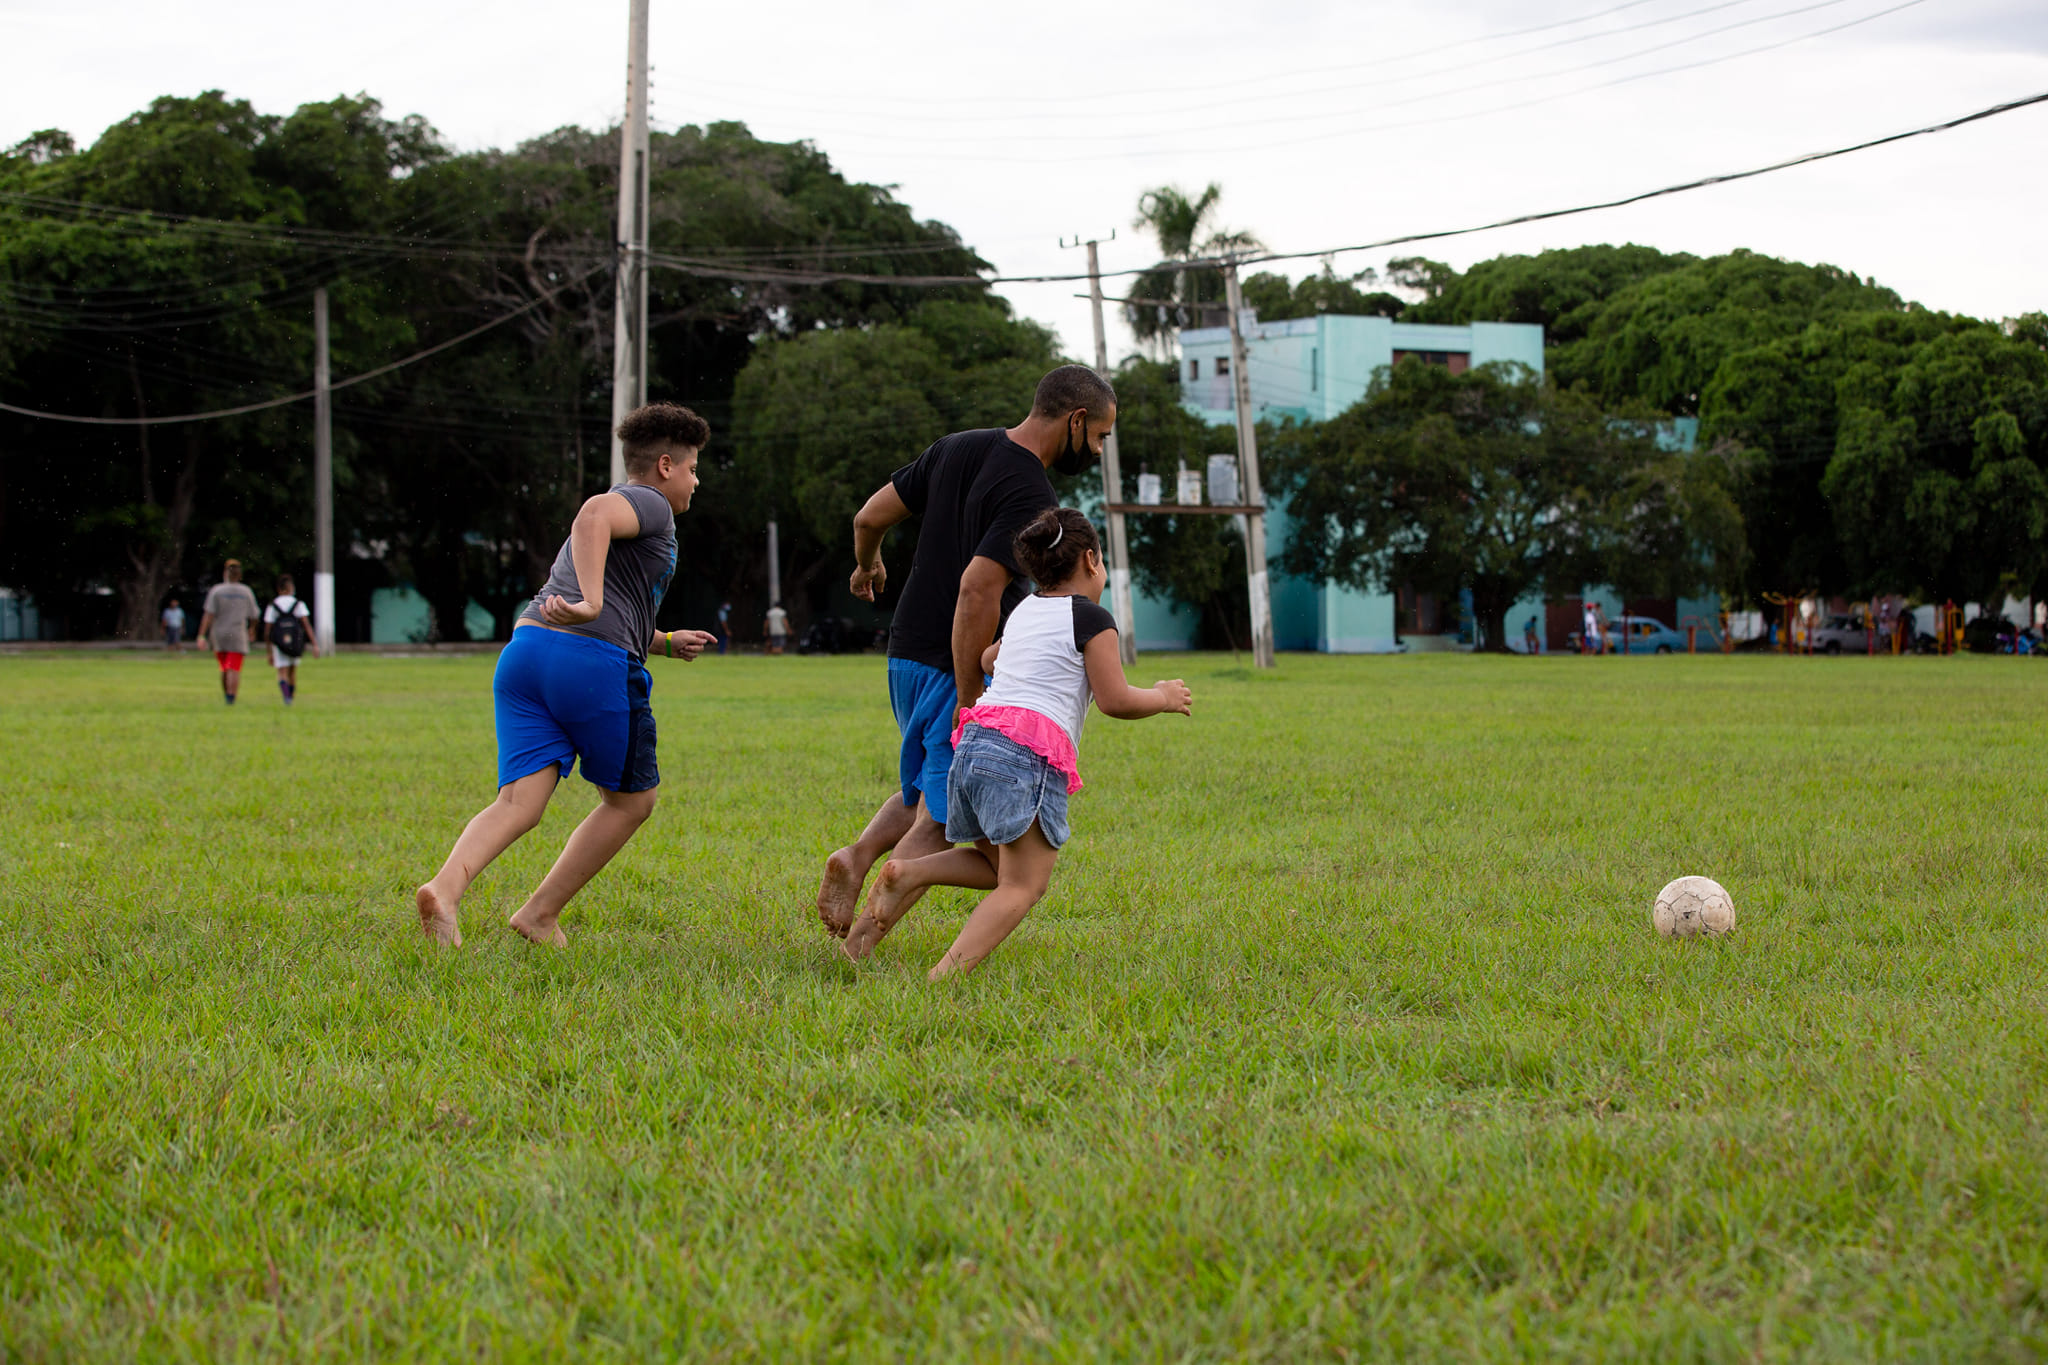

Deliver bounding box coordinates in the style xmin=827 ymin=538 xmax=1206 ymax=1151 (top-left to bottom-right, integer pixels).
xmin=519 ymin=483 xmax=676 ymax=662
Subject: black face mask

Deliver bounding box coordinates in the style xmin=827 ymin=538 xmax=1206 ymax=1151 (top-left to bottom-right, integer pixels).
xmin=1053 ymin=414 xmax=1097 ymax=476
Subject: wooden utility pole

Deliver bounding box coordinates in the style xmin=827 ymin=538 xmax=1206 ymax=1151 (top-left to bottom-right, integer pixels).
xmin=313 ymin=286 xmax=334 ymax=656
xmin=1076 ymin=234 xmax=1138 ymax=664
xmin=608 ymin=0 xmax=651 ymax=485
xmin=1221 ymin=257 xmax=1275 ymax=668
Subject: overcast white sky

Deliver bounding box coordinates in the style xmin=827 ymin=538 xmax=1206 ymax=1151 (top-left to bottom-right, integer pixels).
xmin=7 ymin=0 xmax=2047 ymax=364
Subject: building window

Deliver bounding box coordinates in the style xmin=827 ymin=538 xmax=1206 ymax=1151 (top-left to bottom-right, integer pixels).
xmin=1216 ymin=356 xmax=1230 ymax=377
xmin=1188 ymin=359 xmax=1199 ymax=381
xmin=1392 ymin=350 xmax=1470 ymax=375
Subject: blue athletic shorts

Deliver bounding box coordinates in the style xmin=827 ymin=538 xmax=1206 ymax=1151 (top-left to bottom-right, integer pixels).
xmin=888 ymin=656 xmax=957 ymax=824
xmin=493 ymin=626 xmax=658 ymax=793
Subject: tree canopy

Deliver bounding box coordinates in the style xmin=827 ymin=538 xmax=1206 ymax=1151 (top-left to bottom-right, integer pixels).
xmin=0 ymin=91 xmax=994 ymax=639
xmin=1267 ymin=361 xmax=1742 ymax=652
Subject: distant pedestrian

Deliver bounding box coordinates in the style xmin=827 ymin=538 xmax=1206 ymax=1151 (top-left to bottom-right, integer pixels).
xmin=1522 ymin=614 xmax=1540 ymax=655
xmin=161 ymin=598 xmax=186 ymax=651
xmin=764 ymin=601 xmax=790 ymax=655
xmin=716 ymin=600 xmax=732 ymax=654
xmin=262 ymin=574 xmax=315 ymax=705
xmin=1581 ymin=600 xmax=1602 ymax=656
xmin=197 ymin=560 xmax=261 ymax=705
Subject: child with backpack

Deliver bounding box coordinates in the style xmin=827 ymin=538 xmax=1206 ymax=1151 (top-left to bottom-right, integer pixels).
xmin=842 ymin=507 xmax=1193 ymax=978
xmin=262 ymin=575 xmax=315 ymax=705
xmin=414 ymin=403 xmax=717 ymax=949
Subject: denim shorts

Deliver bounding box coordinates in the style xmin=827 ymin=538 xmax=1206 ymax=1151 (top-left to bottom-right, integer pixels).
xmin=944 ymin=724 xmax=1070 ymax=849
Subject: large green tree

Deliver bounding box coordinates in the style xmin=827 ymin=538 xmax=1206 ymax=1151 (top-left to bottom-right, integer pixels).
xmin=1 ymin=95 xmax=994 ymax=640
xmin=0 ymin=93 xmax=434 ymax=637
xmin=1268 ymin=360 xmax=1742 ymax=653
xmin=728 ymin=300 xmax=1060 ymax=630
xmin=1705 ymin=314 xmax=2048 ymax=602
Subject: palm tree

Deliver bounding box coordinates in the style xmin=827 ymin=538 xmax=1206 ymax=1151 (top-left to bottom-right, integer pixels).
xmin=1126 ymin=183 xmax=1263 ymax=358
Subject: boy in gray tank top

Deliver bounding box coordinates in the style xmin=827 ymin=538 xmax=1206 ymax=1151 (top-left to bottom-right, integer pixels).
xmin=414 ymin=403 xmax=719 ymax=950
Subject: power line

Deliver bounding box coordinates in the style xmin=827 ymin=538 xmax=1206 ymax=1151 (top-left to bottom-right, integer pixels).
xmin=0 ymin=265 xmax=604 ymax=426
xmin=4 ymin=80 xmax=2043 ymax=424
xmin=699 ymin=0 xmax=1858 ymax=143
xmin=814 ymin=0 xmax=1930 ymax=162
xmin=1225 ymin=86 xmax=2048 ymax=273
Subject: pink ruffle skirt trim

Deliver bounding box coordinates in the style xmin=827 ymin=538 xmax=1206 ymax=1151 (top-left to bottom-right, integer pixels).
xmin=952 ymin=704 xmax=1083 ymax=794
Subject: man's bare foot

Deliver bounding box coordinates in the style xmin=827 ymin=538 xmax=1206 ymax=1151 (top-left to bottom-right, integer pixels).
xmin=507 ymin=907 xmax=567 ymax=947
xmin=416 ymin=884 xmax=462 ymax=947
xmin=815 ymin=847 xmax=866 ymax=939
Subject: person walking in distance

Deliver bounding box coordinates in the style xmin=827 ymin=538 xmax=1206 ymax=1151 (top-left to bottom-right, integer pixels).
xmin=814 ymin=364 xmax=1116 ymax=938
xmin=161 ymin=598 xmax=186 ymax=652
xmin=1581 ymin=599 xmax=1603 ymax=656
xmin=414 ymin=403 xmax=716 ymax=949
xmin=261 ymin=574 xmax=315 ymax=705
xmin=764 ymin=601 xmax=790 ymax=655
xmin=1522 ymin=613 xmax=1541 ymax=655
xmin=196 ymin=560 xmax=261 ymax=704
xmin=715 ymin=600 xmax=732 ymax=655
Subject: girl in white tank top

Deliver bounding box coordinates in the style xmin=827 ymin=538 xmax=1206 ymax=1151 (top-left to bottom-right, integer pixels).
xmin=841 ymin=508 xmax=1194 ymax=978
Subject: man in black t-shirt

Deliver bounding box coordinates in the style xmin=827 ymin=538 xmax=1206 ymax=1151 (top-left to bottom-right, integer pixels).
xmin=815 ymin=364 xmax=1118 ymax=942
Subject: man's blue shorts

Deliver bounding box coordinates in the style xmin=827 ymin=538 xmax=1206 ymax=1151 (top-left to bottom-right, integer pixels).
xmin=888 ymin=656 xmax=957 ymax=823
xmin=493 ymin=626 xmax=658 ymax=793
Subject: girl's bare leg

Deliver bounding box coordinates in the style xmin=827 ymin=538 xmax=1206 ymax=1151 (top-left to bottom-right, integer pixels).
xmin=508 ymin=786 xmax=660 ymax=946
xmin=416 ymin=767 xmax=559 ymax=946
xmin=929 ymin=823 xmax=1058 ymax=979
xmin=842 ymin=841 xmax=998 ymax=962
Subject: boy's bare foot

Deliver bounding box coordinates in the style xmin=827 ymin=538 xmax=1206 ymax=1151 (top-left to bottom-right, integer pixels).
xmin=815 ymin=847 xmax=864 ymax=938
xmin=507 ymin=907 xmax=567 ymax=947
xmin=416 ymin=884 xmax=462 ymax=947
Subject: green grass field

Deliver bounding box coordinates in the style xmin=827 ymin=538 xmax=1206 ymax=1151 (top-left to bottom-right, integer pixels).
xmin=1 ymin=648 xmax=2043 ymax=1361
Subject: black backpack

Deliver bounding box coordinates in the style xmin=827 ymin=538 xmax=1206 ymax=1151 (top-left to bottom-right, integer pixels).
xmin=270 ymin=598 xmax=309 ymax=657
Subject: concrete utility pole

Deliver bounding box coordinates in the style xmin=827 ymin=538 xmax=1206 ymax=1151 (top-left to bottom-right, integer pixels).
xmin=313 ymin=287 xmax=334 ymax=656
xmin=1221 ymin=257 xmax=1275 ymax=669
xmin=608 ymin=0 xmax=651 ymax=485
xmin=1078 ymin=234 xmax=1138 ymax=664
xmin=766 ymin=519 xmax=781 ymax=607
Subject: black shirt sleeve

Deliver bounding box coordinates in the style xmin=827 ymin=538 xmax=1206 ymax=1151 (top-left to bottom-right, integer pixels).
xmin=891 ymin=442 xmax=939 ymax=514
xmin=1071 ymin=598 xmax=1119 ymax=651
xmin=970 ymin=462 xmax=1057 ymax=573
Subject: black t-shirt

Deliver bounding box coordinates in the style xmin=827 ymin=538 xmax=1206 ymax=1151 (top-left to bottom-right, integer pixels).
xmin=888 ymin=428 xmax=1057 ymax=673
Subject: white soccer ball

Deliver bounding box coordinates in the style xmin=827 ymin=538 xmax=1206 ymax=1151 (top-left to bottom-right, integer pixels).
xmin=1652 ymin=876 xmax=1735 ymax=938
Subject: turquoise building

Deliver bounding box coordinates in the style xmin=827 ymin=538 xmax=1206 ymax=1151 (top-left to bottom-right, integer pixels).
xmin=1146 ymin=313 xmax=1547 ymax=652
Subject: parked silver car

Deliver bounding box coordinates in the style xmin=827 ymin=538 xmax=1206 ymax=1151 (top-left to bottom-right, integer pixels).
xmin=1807 ymin=613 xmax=1876 ymax=654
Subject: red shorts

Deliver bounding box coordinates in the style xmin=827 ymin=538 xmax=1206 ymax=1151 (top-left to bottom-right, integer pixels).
xmin=215 ymin=651 xmax=245 ymax=672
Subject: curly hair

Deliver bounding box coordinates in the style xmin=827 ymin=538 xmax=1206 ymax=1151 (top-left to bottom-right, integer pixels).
xmin=616 ymin=402 xmax=711 ymax=474
xmin=1013 ymin=507 xmax=1101 ymax=587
